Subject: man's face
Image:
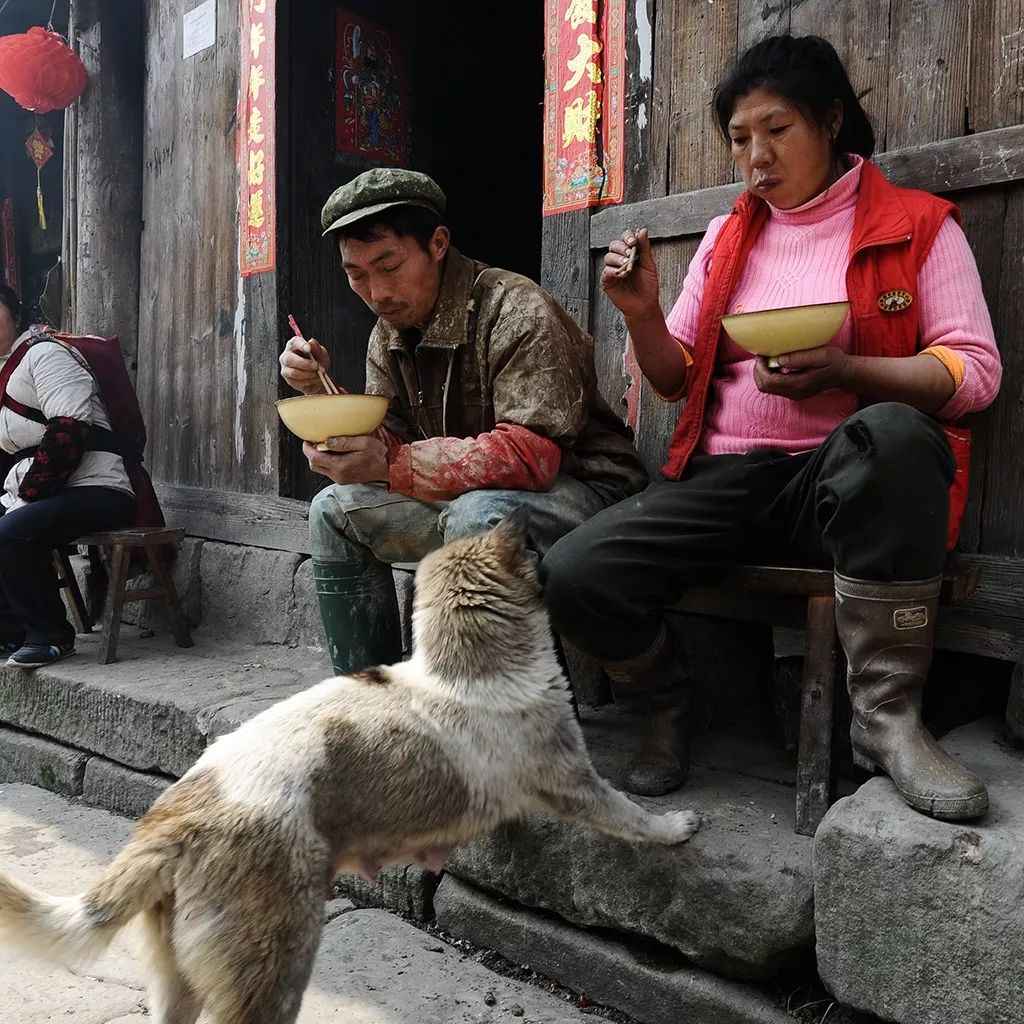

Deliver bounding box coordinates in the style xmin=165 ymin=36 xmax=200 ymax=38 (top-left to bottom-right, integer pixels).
xmin=339 ymin=225 xmax=449 ymax=331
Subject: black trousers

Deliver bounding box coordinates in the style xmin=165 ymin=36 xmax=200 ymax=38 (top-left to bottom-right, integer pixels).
xmin=541 ymin=403 xmax=955 ymax=663
xmin=0 ymin=486 xmax=135 ymax=646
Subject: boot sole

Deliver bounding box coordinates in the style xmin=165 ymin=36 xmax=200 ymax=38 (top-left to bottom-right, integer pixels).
xmin=853 ymin=748 xmax=988 ymax=820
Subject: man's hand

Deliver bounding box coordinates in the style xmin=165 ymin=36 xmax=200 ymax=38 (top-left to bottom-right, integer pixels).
xmin=280 ymin=336 xmax=331 ymax=395
xmin=600 ymin=227 xmax=662 ymax=321
xmin=303 ymin=435 xmax=389 ymax=485
xmin=753 ymin=346 xmax=850 ymax=400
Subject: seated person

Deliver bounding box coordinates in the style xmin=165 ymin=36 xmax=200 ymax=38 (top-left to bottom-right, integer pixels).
xmin=0 ymin=285 xmax=135 ymax=668
xmin=541 ymin=35 xmax=1001 ymax=821
xmin=280 ymin=168 xmax=647 ymax=675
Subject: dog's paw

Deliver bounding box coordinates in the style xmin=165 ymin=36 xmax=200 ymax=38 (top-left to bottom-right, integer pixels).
xmin=651 ymin=809 xmax=701 ymax=844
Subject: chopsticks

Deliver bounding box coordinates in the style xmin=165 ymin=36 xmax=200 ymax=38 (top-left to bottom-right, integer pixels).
xmin=288 ymin=314 xmax=341 ymax=395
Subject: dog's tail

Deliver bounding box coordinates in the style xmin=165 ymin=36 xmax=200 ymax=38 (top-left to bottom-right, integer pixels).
xmin=0 ymin=826 xmax=175 ymax=966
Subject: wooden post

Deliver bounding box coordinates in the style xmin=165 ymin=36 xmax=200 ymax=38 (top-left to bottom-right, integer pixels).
xmin=65 ymin=0 xmax=145 ymax=375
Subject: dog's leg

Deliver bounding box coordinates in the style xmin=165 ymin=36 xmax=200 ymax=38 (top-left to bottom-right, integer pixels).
xmin=535 ymin=768 xmax=700 ymax=845
xmin=140 ymin=903 xmax=203 ymax=1024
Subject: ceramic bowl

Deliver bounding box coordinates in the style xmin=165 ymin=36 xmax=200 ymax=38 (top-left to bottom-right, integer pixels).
xmin=275 ymin=393 xmax=389 ymax=442
xmin=720 ymin=301 xmax=851 ymax=358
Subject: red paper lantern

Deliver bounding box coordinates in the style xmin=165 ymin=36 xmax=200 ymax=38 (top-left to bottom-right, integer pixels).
xmin=0 ymin=27 xmax=87 ymax=114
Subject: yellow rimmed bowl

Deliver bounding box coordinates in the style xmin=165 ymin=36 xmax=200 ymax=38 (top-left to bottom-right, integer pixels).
xmin=275 ymin=393 xmax=389 ymax=443
xmin=720 ymin=301 xmax=851 ymax=359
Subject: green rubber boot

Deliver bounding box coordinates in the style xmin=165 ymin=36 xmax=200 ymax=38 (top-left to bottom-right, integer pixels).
xmin=313 ymin=559 xmax=404 ymax=676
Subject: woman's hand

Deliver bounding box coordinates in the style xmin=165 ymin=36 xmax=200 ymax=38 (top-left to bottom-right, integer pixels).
xmin=753 ymin=346 xmax=851 ymax=400
xmin=601 ymin=228 xmax=661 ymax=321
xmin=280 ymin=336 xmax=331 ymax=395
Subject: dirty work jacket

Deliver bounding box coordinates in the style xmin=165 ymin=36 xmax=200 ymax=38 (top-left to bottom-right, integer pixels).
xmin=365 ymin=248 xmax=648 ymax=505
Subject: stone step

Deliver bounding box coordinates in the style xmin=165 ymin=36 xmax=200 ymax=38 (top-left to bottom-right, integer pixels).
xmin=448 ymin=706 xmax=817 ymax=982
xmin=0 ymin=628 xmax=331 ymax=777
xmin=435 ymin=875 xmax=793 ymax=1024
xmin=815 ymin=718 xmax=1024 ymax=1024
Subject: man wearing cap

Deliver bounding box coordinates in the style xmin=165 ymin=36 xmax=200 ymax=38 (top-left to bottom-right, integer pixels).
xmin=280 ymin=167 xmax=647 ymax=675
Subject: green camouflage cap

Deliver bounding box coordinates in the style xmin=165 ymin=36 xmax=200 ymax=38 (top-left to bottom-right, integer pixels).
xmin=321 ymin=168 xmax=446 ymax=236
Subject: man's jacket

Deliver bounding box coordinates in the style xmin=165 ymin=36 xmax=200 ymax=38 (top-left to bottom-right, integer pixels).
xmin=367 ymin=248 xmax=647 ymax=505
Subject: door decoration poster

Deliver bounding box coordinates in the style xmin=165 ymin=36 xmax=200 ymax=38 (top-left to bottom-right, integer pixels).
xmin=335 ymin=10 xmax=408 ymax=166
xmin=543 ymin=0 xmax=626 ymax=215
xmin=239 ymin=0 xmax=277 ymax=276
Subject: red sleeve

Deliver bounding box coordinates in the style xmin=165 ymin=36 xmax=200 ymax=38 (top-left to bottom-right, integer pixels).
xmin=387 ymin=423 xmax=561 ymax=502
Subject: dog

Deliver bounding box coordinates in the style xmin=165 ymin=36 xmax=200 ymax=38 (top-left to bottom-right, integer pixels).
xmin=0 ymin=512 xmax=699 ymax=1024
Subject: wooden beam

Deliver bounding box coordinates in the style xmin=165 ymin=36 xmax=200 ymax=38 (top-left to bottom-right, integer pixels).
xmin=155 ymin=484 xmax=311 ymax=554
xmin=591 ymin=124 xmax=1024 ymax=248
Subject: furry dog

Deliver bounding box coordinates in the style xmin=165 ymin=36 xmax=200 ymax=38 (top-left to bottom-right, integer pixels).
xmin=0 ymin=514 xmax=698 ymax=1024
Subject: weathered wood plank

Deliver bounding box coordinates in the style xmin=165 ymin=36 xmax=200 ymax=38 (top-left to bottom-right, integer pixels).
xmin=623 ymin=0 xmax=663 ymax=203
xmin=155 ymin=483 xmax=311 ymax=553
xmin=789 ymin=0 xmax=891 ymax=147
xmin=968 ymin=0 xmax=1024 ymax=133
xmin=665 ymin=0 xmax=737 ymax=194
xmin=541 ymin=209 xmax=593 ymax=332
xmin=948 ymin=188 xmax=1008 ymax=553
xmin=885 ymin=0 xmax=969 ymax=151
xmin=737 ymin=0 xmax=789 ymax=54
xmin=979 ymin=183 xmax=1024 ymax=555
xmin=591 ymin=125 xmax=1024 ymax=247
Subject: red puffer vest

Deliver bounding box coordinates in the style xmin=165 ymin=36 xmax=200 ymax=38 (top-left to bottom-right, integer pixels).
xmin=662 ymin=159 xmax=970 ymax=550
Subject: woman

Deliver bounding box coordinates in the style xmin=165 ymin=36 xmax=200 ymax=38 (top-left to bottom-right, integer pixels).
xmin=0 ymin=285 xmax=135 ymax=668
xmin=542 ymin=35 xmax=1001 ymax=821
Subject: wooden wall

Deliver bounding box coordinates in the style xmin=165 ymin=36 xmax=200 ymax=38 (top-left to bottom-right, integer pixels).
xmin=134 ymin=0 xmax=279 ymax=495
xmin=540 ymin=0 xmax=1024 ymax=656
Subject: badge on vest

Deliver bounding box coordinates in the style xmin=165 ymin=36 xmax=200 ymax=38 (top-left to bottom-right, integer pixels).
xmin=878 ymin=289 xmax=914 ymax=313
xmin=894 ymin=605 xmax=928 ymax=630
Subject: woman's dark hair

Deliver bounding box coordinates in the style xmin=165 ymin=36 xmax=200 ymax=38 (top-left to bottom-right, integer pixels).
xmin=337 ymin=204 xmax=442 ymax=253
xmin=0 ymin=283 xmax=25 ymax=332
xmin=713 ymin=34 xmax=875 ymax=158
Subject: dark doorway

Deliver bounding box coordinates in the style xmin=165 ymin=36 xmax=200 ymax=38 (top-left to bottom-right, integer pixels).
xmin=280 ymin=0 xmax=544 ymax=500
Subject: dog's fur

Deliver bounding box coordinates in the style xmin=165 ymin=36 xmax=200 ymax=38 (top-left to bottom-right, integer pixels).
xmin=0 ymin=514 xmax=698 ymax=1024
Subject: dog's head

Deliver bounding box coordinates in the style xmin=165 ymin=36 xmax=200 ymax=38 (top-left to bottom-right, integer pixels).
xmin=412 ymin=509 xmax=546 ymax=676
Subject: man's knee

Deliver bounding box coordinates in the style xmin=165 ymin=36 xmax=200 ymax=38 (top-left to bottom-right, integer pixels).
xmin=439 ymin=489 xmax=524 ymax=543
xmin=308 ymin=484 xmax=379 ymax=561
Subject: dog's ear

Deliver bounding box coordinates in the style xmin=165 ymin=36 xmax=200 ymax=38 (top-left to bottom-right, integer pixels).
xmin=492 ymin=506 xmax=529 ymax=552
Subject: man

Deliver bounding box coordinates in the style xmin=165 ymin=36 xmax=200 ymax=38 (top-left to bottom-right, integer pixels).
xmin=280 ymin=168 xmax=646 ymax=674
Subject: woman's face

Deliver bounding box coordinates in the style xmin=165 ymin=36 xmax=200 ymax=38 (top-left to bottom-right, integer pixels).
xmin=727 ymin=88 xmax=842 ymax=210
xmin=0 ymin=302 xmax=17 ymax=357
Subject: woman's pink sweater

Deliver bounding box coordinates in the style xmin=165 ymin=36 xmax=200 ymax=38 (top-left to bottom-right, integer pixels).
xmin=664 ymin=156 xmax=1002 ymax=455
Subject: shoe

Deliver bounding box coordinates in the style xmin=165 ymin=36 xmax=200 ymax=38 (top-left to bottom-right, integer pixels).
xmin=602 ymin=624 xmax=692 ymax=797
xmin=834 ymin=573 xmax=989 ymax=820
xmin=7 ymin=643 xmax=75 ymax=669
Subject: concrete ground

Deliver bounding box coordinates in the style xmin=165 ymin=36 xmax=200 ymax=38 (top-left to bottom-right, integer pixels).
xmin=0 ymin=783 xmax=593 ymax=1024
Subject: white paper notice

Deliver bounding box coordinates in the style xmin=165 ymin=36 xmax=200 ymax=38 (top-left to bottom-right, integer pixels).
xmin=183 ymin=0 xmax=217 ymax=60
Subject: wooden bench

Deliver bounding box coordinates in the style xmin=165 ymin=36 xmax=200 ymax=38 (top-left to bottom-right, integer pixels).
xmin=674 ymin=563 xmax=980 ymax=837
xmin=59 ymin=527 xmax=194 ymax=664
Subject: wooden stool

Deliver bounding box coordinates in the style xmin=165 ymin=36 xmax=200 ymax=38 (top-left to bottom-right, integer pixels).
xmin=77 ymin=527 xmax=194 ymax=664
xmin=53 ymin=548 xmax=93 ymax=634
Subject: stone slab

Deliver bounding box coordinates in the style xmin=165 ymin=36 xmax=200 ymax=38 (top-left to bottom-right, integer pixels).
xmin=447 ymin=707 xmax=815 ymax=980
xmin=815 ymin=718 xmax=1024 ymax=1024
xmin=435 ymin=875 xmax=792 ymax=1024
xmin=199 ymin=541 xmax=303 ymax=645
xmin=0 ymin=725 xmax=88 ymax=797
xmin=82 ymin=756 xmax=174 ymax=819
xmin=287 ymin=556 xmax=328 ymax=653
xmin=335 ymin=863 xmax=441 ymax=922
xmin=0 ymin=630 xmax=329 ymax=777
xmin=0 ymin=784 xmax=592 ymax=1024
